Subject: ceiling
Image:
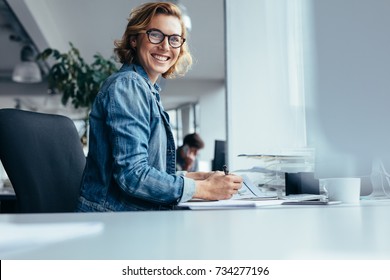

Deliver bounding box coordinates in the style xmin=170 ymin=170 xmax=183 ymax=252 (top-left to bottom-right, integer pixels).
xmin=0 ymin=0 xmax=225 ymax=108
xmin=0 ymin=0 xmax=25 ymax=76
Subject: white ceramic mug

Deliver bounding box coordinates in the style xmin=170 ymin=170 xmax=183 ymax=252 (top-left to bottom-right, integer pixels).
xmin=320 ymin=178 xmax=361 ymax=203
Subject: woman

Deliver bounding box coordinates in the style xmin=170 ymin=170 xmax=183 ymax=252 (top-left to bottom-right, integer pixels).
xmin=77 ymin=2 xmax=242 ymax=211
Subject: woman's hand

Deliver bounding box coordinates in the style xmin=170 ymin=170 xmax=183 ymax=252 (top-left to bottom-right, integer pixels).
xmin=193 ymin=171 xmax=243 ymax=200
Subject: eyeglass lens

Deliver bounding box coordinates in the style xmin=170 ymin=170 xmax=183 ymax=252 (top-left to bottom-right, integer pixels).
xmin=147 ymin=29 xmax=184 ymax=48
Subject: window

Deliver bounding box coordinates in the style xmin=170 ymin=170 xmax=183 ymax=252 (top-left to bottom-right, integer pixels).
xmin=226 ymin=0 xmax=309 ymax=170
xmin=167 ymin=103 xmax=200 ymax=147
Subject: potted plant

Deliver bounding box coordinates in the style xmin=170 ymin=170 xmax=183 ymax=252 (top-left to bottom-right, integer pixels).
xmin=37 ymin=42 xmax=118 ymax=144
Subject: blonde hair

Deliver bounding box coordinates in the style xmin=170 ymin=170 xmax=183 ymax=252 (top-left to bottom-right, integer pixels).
xmin=114 ymin=2 xmax=192 ymax=79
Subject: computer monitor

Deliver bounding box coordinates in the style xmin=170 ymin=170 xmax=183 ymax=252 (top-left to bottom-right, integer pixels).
xmin=212 ymin=140 xmax=226 ymax=171
xmin=306 ymin=0 xmax=390 ymax=198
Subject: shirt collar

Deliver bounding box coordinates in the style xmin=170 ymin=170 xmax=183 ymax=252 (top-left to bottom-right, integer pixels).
xmin=121 ymin=63 xmax=161 ymax=92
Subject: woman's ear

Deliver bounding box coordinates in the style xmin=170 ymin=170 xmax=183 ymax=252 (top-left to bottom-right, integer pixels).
xmin=130 ymin=36 xmax=137 ymax=49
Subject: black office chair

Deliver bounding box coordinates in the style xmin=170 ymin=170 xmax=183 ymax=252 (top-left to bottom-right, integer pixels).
xmin=0 ymin=108 xmax=86 ymax=213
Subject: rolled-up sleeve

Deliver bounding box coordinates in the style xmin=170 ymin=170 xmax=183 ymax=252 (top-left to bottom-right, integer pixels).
xmin=178 ymin=172 xmax=196 ymax=202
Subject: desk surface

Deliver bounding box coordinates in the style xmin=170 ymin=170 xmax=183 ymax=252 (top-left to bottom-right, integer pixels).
xmin=1 ymin=199 xmax=390 ymax=260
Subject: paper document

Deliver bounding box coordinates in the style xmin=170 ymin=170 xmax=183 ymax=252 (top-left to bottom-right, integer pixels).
xmin=179 ymin=175 xmax=280 ymax=209
xmin=231 ymin=174 xmax=277 ymax=200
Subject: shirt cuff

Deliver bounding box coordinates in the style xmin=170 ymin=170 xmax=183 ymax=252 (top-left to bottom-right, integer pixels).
xmin=176 ymin=170 xmax=187 ymax=176
xmin=179 ymin=175 xmax=196 ymax=203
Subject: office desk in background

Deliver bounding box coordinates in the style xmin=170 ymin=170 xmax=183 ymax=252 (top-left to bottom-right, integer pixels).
xmin=1 ymin=200 xmax=390 ymax=260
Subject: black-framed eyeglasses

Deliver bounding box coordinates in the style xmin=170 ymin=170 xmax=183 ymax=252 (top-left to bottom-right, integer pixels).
xmin=140 ymin=28 xmax=186 ymax=48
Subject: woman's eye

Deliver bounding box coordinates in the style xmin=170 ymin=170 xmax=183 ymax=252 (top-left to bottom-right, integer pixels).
xmin=150 ymin=32 xmax=162 ymax=39
xmin=170 ymin=36 xmax=180 ymax=43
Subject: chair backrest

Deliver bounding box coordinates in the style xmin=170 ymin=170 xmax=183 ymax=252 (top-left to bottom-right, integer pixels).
xmin=0 ymin=108 xmax=86 ymax=213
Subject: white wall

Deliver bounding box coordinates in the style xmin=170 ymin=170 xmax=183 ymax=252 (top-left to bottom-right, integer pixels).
xmin=225 ymin=0 xmax=307 ymax=171
xmin=306 ymin=0 xmax=390 ymax=179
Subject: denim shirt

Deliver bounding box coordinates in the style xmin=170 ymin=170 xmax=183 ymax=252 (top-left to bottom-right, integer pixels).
xmin=77 ymin=64 xmax=195 ymax=211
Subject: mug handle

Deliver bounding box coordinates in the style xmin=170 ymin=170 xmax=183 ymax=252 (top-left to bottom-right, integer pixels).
xmin=320 ymin=182 xmax=329 ymax=202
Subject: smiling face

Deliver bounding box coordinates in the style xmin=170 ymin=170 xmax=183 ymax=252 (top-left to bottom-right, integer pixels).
xmin=131 ymin=14 xmax=182 ymax=84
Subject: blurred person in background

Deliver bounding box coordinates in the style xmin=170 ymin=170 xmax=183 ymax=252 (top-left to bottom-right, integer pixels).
xmin=176 ymin=133 xmax=204 ymax=172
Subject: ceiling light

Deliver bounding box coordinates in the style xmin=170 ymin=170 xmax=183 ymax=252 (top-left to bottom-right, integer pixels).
xmin=12 ymin=45 xmax=42 ymax=83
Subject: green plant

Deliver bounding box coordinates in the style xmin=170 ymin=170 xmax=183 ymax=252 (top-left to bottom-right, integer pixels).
xmin=37 ymin=42 xmax=118 ymax=145
xmin=37 ymin=42 xmax=118 ymax=110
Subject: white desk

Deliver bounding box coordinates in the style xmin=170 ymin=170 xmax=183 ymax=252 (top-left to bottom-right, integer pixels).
xmin=1 ymin=200 xmax=390 ymax=260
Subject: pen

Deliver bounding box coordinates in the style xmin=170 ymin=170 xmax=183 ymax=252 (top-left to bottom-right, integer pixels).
xmin=223 ymin=165 xmax=229 ymax=175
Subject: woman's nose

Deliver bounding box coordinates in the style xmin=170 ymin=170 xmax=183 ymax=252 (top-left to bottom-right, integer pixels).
xmin=159 ymin=37 xmax=170 ymax=50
